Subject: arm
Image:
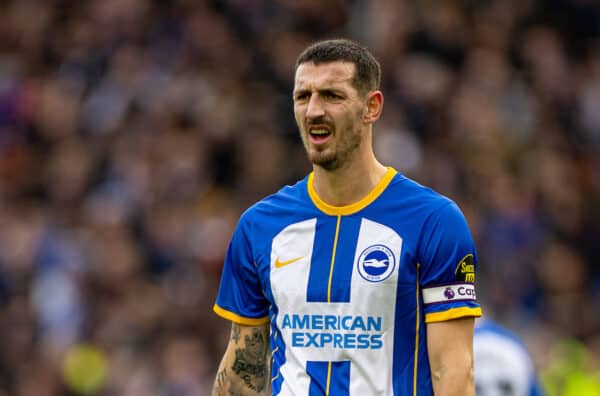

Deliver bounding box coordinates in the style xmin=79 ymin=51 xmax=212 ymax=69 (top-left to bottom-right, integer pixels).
xmin=427 ymin=317 xmax=475 ymax=396
xmin=213 ymin=322 xmax=270 ymax=396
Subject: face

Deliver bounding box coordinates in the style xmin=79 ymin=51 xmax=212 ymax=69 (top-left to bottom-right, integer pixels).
xmin=293 ymin=61 xmax=368 ymax=170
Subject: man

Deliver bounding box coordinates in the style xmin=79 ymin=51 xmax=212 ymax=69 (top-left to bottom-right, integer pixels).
xmin=212 ymin=38 xmax=482 ymax=395
xmin=474 ymin=319 xmax=544 ymax=396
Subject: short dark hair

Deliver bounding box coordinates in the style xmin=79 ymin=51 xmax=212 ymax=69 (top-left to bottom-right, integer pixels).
xmin=295 ymin=38 xmax=381 ymax=95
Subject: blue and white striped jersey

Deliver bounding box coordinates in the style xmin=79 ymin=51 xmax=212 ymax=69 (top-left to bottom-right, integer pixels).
xmin=214 ymin=167 xmax=482 ymax=395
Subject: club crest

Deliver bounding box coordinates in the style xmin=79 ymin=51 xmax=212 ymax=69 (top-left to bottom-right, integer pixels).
xmin=357 ymin=244 xmax=395 ymax=282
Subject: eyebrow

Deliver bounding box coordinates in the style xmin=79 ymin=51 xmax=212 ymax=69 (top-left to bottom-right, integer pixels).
xmin=293 ymin=86 xmax=346 ymax=95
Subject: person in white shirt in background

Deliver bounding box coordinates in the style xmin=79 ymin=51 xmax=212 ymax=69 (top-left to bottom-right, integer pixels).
xmin=474 ymin=318 xmax=544 ymax=396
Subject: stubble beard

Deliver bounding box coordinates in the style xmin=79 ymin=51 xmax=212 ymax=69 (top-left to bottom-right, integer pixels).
xmin=302 ymin=126 xmax=363 ymax=171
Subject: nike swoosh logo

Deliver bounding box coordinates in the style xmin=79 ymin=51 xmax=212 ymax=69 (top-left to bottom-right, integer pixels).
xmin=274 ymin=256 xmax=304 ymax=268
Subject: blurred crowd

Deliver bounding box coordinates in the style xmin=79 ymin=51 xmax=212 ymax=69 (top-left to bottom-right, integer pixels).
xmin=0 ymin=0 xmax=598 ymax=394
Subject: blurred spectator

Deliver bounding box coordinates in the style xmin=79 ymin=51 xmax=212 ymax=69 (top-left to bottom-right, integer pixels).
xmin=474 ymin=318 xmax=544 ymax=396
xmin=541 ymin=339 xmax=600 ymax=396
xmin=0 ymin=0 xmax=597 ymax=394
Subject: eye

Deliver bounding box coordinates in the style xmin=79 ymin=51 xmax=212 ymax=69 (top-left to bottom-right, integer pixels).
xmin=322 ymin=91 xmax=341 ymax=99
xmin=294 ymin=92 xmax=309 ymax=101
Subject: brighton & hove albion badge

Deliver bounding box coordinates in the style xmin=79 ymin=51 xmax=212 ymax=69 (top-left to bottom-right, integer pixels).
xmin=357 ymin=244 xmax=395 ymax=282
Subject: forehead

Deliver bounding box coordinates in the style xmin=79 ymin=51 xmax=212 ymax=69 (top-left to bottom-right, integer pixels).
xmin=294 ymin=61 xmax=356 ymax=90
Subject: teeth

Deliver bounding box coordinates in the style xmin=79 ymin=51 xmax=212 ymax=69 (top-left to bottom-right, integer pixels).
xmin=310 ymin=129 xmax=329 ymax=135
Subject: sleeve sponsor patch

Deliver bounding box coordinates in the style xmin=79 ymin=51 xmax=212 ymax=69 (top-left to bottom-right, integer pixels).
xmin=454 ymin=254 xmax=476 ymax=283
xmin=422 ymin=283 xmax=477 ymax=305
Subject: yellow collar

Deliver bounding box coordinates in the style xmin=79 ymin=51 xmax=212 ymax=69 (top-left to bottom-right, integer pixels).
xmin=307 ymin=167 xmax=397 ymax=216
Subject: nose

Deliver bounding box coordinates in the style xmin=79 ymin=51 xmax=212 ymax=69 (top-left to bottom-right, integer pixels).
xmin=306 ymin=94 xmax=325 ymax=120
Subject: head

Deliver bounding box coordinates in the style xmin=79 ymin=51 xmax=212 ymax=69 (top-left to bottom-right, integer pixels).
xmin=293 ymin=39 xmax=383 ymax=170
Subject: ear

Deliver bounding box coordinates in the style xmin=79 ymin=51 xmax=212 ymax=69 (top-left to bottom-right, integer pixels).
xmin=363 ymin=90 xmax=384 ymax=124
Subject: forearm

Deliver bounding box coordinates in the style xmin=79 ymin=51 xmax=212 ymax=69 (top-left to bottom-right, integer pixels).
xmin=431 ymin=361 xmax=474 ymax=396
xmin=213 ymin=353 xmax=269 ymax=395
xmin=213 ymin=324 xmax=270 ymax=396
xmin=427 ymin=317 xmax=476 ymax=396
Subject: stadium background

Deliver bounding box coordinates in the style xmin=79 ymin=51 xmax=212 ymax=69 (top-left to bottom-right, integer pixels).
xmin=0 ymin=0 xmax=598 ymax=394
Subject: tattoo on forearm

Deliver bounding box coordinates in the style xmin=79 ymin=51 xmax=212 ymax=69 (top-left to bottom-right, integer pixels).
xmin=231 ymin=325 xmax=241 ymax=343
xmin=214 ymin=367 xmax=248 ymax=396
xmin=228 ymin=381 xmax=246 ymax=396
xmin=215 ymin=368 xmax=227 ymax=392
xmin=231 ymin=330 xmax=268 ymax=392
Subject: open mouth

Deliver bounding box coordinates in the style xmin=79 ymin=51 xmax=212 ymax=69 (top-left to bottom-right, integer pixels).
xmin=308 ymin=127 xmax=332 ymax=144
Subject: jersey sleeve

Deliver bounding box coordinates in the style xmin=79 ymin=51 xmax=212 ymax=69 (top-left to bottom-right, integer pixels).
xmin=213 ymin=212 xmax=270 ymax=326
xmin=418 ymin=201 xmax=482 ymax=323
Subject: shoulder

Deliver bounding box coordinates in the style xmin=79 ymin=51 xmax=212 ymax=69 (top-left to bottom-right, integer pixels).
xmin=382 ymin=172 xmax=463 ymax=224
xmin=238 ymin=176 xmax=313 ymax=229
xmin=379 ymin=173 xmax=475 ymax=265
xmin=387 ymin=173 xmax=454 ymax=208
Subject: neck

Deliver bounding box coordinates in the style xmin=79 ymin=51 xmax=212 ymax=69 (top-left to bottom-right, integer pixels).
xmin=312 ymin=146 xmax=387 ymax=207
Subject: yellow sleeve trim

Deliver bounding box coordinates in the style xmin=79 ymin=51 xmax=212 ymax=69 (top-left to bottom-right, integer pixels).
xmin=425 ymin=306 xmax=482 ymax=323
xmin=213 ymin=304 xmax=270 ymax=326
